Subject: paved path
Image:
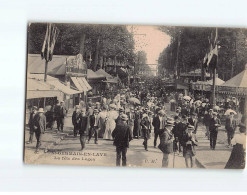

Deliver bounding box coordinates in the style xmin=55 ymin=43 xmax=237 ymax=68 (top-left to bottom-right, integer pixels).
xmin=24 ymin=105 xmax=234 ymax=169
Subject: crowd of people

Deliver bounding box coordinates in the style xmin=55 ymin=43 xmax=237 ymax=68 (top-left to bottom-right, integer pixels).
xmin=26 ymin=79 xmax=246 ymax=169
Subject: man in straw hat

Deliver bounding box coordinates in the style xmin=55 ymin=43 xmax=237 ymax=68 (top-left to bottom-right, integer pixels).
xmin=112 ymin=114 xmax=132 ymax=166
xmin=33 ymin=108 xmax=46 ymax=153
xmin=27 ymin=106 xmax=38 ymax=144
xmin=158 ymin=119 xmax=174 ymax=168
xmin=225 ymin=111 xmax=237 ymax=148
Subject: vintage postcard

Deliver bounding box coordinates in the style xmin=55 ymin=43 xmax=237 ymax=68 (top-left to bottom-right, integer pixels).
xmin=24 ymin=23 xmax=246 ymax=169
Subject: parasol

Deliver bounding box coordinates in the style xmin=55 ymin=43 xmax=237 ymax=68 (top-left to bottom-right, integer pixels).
xmin=183 ymin=96 xmax=191 ymax=101
xmin=224 ymin=109 xmax=237 ymax=115
xmin=129 ymin=97 xmax=141 ymax=105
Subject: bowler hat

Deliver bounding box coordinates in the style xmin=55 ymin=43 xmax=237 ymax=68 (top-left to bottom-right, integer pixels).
xmin=120 ymin=114 xmax=128 ymax=121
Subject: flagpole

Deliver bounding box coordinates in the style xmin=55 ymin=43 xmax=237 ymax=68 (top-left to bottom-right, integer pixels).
xmin=212 ymin=28 xmax=218 ymax=107
xmin=44 ymin=60 xmax=48 ymax=82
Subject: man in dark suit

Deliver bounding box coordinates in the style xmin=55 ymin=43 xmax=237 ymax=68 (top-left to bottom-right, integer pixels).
xmin=112 ymin=114 xmax=132 ymax=166
xmin=72 ymin=105 xmax=82 ymax=137
xmin=225 ymin=112 xmax=237 ymax=147
xmin=79 ymin=109 xmax=88 ymax=151
xmin=27 ymin=106 xmax=38 ymax=144
xmin=33 ymin=108 xmax=46 ymax=154
xmin=88 ymin=109 xmax=99 ymax=144
xmin=158 ymin=119 xmax=174 ymax=168
xmin=152 ymin=109 xmax=166 ymax=148
xmin=209 ymin=112 xmax=221 ymax=150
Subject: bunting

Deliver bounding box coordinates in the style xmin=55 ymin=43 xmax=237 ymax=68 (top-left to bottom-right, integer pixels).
xmin=41 ymin=23 xmax=60 ymax=62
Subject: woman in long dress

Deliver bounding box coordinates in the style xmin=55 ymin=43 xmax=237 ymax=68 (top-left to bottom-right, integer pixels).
xmin=104 ymin=104 xmax=119 ymax=140
xmin=97 ymin=105 xmax=108 ymax=138
xmin=225 ymin=123 xmax=246 ymax=169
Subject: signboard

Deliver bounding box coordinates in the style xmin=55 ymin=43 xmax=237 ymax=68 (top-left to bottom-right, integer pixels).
xmin=66 ymin=54 xmax=87 ymax=75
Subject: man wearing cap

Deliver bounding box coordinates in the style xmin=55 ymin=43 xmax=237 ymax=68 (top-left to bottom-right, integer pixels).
xmin=209 ymin=112 xmax=221 ymax=150
xmin=27 ymin=106 xmax=38 ymax=144
xmin=140 ymin=113 xmax=151 ymax=151
xmin=116 ymin=107 xmax=125 ymax=125
xmin=88 ymin=109 xmax=99 ymax=144
xmin=152 ymin=110 xmax=166 ymax=148
xmin=158 ymin=120 xmax=174 ymax=168
xmin=33 ymin=108 xmax=46 ymax=153
xmin=112 ymin=114 xmax=132 ymax=166
xmin=225 ymin=112 xmax=237 ymax=147
xmin=72 ymin=105 xmax=82 ymax=137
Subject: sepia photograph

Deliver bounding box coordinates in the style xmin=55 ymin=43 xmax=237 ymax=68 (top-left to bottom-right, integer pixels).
xmin=24 ymin=22 xmax=246 ymax=169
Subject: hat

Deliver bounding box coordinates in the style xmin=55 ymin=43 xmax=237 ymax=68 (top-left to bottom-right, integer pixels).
xmin=165 ymin=120 xmax=174 ymax=127
xmin=32 ymin=106 xmax=38 ymax=110
xmin=209 ymin=109 xmax=213 ymax=112
xmin=174 ymin=115 xmax=179 ymax=120
xmin=60 ymin=101 xmax=64 ymax=103
xmin=75 ymin=105 xmax=80 ymax=109
xmin=120 ymin=114 xmax=128 ymax=121
xmin=38 ymin=108 xmax=44 ymax=113
xmin=213 ymin=112 xmax=218 ymax=115
xmin=109 ymin=104 xmax=116 ymax=109
xmin=96 ymin=102 xmax=101 ymax=105
xmin=94 ymin=109 xmax=99 ymax=113
xmin=119 ymin=107 xmax=124 ymax=112
xmin=188 ymin=125 xmax=195 ymax=131
xmin=158 ymin=110 xmax=165 ymax=115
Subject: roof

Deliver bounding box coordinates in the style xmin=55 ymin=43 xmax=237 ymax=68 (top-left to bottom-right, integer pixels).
xmin=71 ymin=77 xmax=92 ymax=92
xmin=193 ymin=77 xmax=225 ymax=85
xmin=95 ymin=69 xmax=113 ymax=78
xmin=26 ymin=77 xmax=62 ymax=99
xmin=28 ymin=54 xmax=71 ymax=74
xmin=221 ymin=68 xmax=247 ymax=88
xmin=28 ymin=74 xmax=80 ymax=95
xmin=87 ymin=69 xmax=105 ymax=80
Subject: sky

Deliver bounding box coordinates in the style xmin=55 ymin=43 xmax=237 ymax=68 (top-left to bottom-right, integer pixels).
xmin=127 ymin=25 xmax=171 ymax=66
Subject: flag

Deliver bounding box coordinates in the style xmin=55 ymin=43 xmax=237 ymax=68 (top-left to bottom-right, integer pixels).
xmin=207 ymin=44 xmax=218 ymax=70
xmin=203 ymin=28 xmax=218 ymax=71
xmin=41 ymin=23 xmax=59 ymax=62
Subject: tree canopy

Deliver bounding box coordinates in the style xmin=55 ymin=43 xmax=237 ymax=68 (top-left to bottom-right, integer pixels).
xmin=158 ymin=26 xmax=247 ymax=81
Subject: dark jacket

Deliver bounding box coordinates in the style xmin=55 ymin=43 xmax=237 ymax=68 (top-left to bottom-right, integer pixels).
xmin=89 ymin=114 xmax=98 ymax=128
xmin=28 ymin=112 xmax=36 ymax=131
xmin=225 ymin=117 xmax=237 ymax=132
xmin=188 ymin=117 xmax=198 ymax=133
xmin=172 ymin=122 xmax=180 ymax=138
xmin=112 ymin=121 xmax=132 ymax=148
xmin=54 ymin=104 xmax=61 ymax=118
xmin=79 ymin=116 xmax=88 ymax=135
xmin=209 ymin=117 xmax=221 ymax=132
xmin=72 ymin=111 xmax=82 ymax=130
xmin=158 ymin=129 xmax=173 ymax=154
xmin=34 ymin=113 xmax=46 ymax=134
xmin=203 ymin=113 xmax=211 ymax=126
xmin=152 ymin=116 xmax=166 ymax=133
xmin=177 ymin=122 xmax=187 ymax=139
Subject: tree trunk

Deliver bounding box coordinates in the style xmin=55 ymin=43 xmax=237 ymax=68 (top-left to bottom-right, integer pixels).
xmin=92 ymin=37 xmax=100 ymax=71
xmin=79 ymin=33 xmax=86 ymax=59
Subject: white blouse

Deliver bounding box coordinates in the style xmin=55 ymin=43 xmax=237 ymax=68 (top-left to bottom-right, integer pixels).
xmin=231 ymin=133 xmax=246 ymax=150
